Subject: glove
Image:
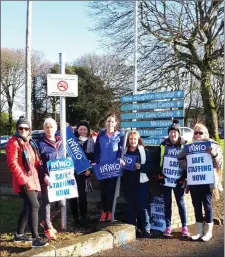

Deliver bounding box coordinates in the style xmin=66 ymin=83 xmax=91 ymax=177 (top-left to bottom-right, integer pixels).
xmin=44 ymin=175 xmax=52 ymax=186
xmin=206 ymin=147 xmax=218 ymax=158
xmin=20 ymin=184 xmax=28 ymax=193
xmin=158 ymin=173 xmax=166 ymax=186
xmin=176 ymin=177 xmax=185 ymax=188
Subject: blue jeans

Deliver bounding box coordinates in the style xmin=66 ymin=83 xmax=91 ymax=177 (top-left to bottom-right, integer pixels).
xmin=162 ymin=186 xmax=187 ymax=227
xmin=123 ymin=180 xmax=151 ymax=232
xmin=189 ymin=184 xmax=213 ymax=223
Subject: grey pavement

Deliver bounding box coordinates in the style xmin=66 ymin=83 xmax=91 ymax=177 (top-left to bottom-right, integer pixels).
xmin=91 ymin=224 xmax=224 ymax=257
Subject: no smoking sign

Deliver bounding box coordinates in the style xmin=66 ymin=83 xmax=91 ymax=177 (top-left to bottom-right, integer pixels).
xmin=57 ymin=81 xmax=68 ymax=91
xmin=47 ymin=74 xmax=78 ymax=97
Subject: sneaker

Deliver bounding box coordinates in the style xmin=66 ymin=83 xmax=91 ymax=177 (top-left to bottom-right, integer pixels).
xmin=100 ymin=211 xmax=107 ymax=222
xmin=14 ymin=234 xmax=33 ymax=242
xmin=40 ymin=221 xmax=57 ymax=234
xmin=44 ymin=228 xmax=57 ymax=240
xmin=182 ymin=226 xmax=189 ymax=237
xmin=107 ymin=211 xmax=112 ymax=222
xmin=163 ymin=227 xmax=172 ymax=237
xmin=32 ymin=237 xmax=49 ymax=248
xmin=142 ymin=230 xmax=153 ymax=238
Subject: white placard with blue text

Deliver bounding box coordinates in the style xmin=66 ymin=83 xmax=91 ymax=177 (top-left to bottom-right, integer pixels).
xmin=47 ymin=158 xmax=78 ymax=202
xmin=163 ymin=147 xmax=182 ymax=187
xmin=185 ymin=141 xmax=214 ymax=185
xmin=150 ymin=196 xmax=166 ymax=232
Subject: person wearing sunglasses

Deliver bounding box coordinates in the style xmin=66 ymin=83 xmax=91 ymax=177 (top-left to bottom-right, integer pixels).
xmin=158 ymin=119 xmax=189 ymax=238
xmin=178 ymin=123 xmax=223 ymax=242
xmin=6 ymin=116 xmax=48 ymax=248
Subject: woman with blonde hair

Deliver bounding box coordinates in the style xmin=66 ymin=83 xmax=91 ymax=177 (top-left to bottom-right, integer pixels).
xmin=178 ymin=123 xmax=223 ymax=242
xmin=122 ymin=130 xmax=152 ymax=237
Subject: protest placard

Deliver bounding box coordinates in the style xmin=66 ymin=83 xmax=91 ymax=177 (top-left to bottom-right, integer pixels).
xmin=123 ymin=154 xmax=137 ymax=171
xmin=47 ymin=158 xmax=78 ymax=202
xmin=184 ymin=141 xmax=214 ymax=185
xmin=162 ymin=147 xmax=182 ymax=187
xmin=150 ymin=196 xmax=166 ymax=232
xmin=92 ymin=160 xmax=122 ymax=180
xmin=66 ymin=126 xmax=92 ymax=174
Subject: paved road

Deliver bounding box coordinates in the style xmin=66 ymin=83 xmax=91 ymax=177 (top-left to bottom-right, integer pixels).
xmin=92 ymin=224 xmax=224 ymax=257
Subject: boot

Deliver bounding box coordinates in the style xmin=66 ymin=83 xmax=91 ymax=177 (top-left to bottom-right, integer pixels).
xmin=201 ymin=222 xmax=213 ymax=242
xmin=191 ymin=222 xmax=204 ymax=240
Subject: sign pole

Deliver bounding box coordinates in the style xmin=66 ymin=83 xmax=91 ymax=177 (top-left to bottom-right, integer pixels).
xmin=25 ymin=0 xmax=32 ymax=125
xmin=59 ymin=52 xmax=67 ymax=230
xmin=111 ymin=129 xmax=130 ymax=222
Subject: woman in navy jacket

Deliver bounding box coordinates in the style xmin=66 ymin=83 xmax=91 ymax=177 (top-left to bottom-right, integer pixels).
xmin=122 ymin=130 xmax=152 ymax=238
xmin=38 ymin=118 xmax=65 ymax=240
xmin=94 ymin=113 xmax=124 ymax=222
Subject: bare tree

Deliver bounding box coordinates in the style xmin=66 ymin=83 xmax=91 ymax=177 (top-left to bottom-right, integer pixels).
xmin=88 ymin=1 xmax=224 ymax=139
xmin=75 ymin=53 xmax=133 ymax=98
xmin=1 ymin=48 xmax=25 ymax=134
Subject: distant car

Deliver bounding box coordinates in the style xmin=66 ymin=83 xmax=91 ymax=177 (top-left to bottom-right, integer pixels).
xmin=32 ymin=130 xmax=45 ymax=142
xmin=0 ymin=141 xmax=8 ymax=149
xmin=0 ymin=135 xmax=11 ymax=144
xmin=180 ymin=127 xmax=194 ymax=142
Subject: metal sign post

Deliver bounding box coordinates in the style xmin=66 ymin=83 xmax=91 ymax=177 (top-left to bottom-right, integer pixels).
xmin=47 ymin=54 xmax=78 ymax=231
xmin=59 ymin=53 xmax=67 ymax=230
xmin=111 ymin=129 xmax=130 ymax=222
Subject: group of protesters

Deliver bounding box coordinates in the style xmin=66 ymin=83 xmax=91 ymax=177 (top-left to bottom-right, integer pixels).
xmin=6 ymin=113 xmax=223 ymax=247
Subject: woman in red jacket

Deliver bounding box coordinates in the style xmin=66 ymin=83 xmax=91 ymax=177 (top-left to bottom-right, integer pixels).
xmin=6 ymin=116 xmax=48 ymax=248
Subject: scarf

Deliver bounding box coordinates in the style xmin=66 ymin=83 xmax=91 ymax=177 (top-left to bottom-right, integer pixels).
xmin=15 ymin=132 xmax=40 ymax=174
xmin=78 ymin=136 xmax=94 ymax=153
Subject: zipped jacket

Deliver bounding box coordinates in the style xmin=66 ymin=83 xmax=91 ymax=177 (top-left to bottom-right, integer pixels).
xmin=159 ymin=137 xmax=187 ymax=179
xmin=6 ymin=136 xmax=41 ymax=193
xmin=94 ymin=129 xmax=124 ymax=164
xmin=38 ymin=136 xmax=64 ymax=187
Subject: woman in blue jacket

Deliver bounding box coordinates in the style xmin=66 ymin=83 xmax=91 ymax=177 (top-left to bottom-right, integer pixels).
xmin=38 ymin=118 xmax=65 ymax=240
xmin=122 ymin=130 xmax=152 ymax=238
xmin=94 ymin=113 xmax=124 ymax=222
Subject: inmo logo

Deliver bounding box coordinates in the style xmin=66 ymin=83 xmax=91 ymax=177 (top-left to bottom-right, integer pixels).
xmin=67 ymin=138 xmax=83 ymax=160
xmin=124 ymin=156 xmax=132 ymax=164
xmin=100 ymin=163 xmax=121 ymax=173
xmin=168 ymin=148 xmax=181 ymax=156
xmin=188 ymin=144 xmax=206 ymax=152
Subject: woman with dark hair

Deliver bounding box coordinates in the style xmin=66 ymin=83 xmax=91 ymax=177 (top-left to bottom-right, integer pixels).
xmin=122 ymin=130 xmax=152 ymax=237
xmin=94 ymin=113 xmax=124 ymax=222
xmin=158 ymin=120 xmax=189 ymax=238
xmin=69 ymin=120 xmax=94 ymax=227
xmin=6 ymin=116 xmax=48 ymax=248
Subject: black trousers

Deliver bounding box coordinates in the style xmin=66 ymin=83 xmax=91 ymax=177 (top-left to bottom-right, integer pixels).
xmin=18 ymin=190 xmax=40 ymax=238
xmin=69 ymin=175 xmax=87 ymax=219
xmin=100 ymin=177 xmax=117 ymax=212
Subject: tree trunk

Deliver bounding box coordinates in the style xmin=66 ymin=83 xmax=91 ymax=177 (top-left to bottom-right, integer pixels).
xmin=8 ymin=104 xmax=13 ymax=135
xmin=200 ymin=71 xmax=219 ymax=141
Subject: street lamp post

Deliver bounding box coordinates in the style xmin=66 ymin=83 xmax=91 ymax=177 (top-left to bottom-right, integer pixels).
xmin=25 ymin=0 xmax=32 ymax=125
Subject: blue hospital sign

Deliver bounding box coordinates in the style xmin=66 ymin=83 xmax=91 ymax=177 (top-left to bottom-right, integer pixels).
xmin=184 ymin=141 xmax=214 ymax=185
xmin=47 ymin=158 xmax=78 ymax=202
